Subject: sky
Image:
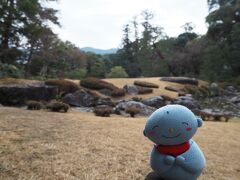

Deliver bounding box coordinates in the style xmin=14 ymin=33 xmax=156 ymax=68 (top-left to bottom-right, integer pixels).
xmin=51 ymin=0 xmax=209 ymax=49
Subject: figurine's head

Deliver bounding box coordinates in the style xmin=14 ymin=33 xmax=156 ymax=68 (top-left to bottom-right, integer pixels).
xmin=143 ymin=105 xmax=203 ymax=145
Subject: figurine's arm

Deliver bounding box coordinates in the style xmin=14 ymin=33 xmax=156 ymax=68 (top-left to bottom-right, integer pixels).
xmin=150 ymin=147 xmax=175 ymax=174
xmin=176 ymin=156 xmax=198 ymax=173
xmin=175 ymin=142 xmax=206 ymax=174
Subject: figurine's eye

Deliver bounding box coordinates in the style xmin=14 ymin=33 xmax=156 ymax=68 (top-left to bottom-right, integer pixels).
xmin=152 ymin=125 xmax=159 ymax=130
xmin=182 ymin=122 xmax=189 ymax=125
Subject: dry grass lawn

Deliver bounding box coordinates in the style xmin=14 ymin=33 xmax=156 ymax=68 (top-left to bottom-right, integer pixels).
xmin=0 ymin=78 xmax=43 ymax=86
xmin=0 ymin=107 xmax=239 ymax=180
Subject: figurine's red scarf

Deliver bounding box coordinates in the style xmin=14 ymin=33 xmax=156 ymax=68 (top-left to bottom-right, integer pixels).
xmin=155 ymin=141 xmax=190 ymax=157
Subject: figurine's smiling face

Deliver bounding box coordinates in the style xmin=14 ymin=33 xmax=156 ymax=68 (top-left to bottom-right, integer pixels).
xmin=144 ymin=105 xmax=203 ymax=145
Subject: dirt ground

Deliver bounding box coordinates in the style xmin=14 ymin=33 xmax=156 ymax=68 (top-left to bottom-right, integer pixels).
xmin=0 ymin=107 xmax=239 ymax=180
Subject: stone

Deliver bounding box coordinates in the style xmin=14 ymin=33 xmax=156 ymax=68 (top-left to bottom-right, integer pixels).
xmin=95 ymin=97 xmax=115 ymax=107
xmin=209 ymin=82 xmax=220 ymax=96
xmin=199 ymin=109 xmax=232 ymax=122
xmin=0 ymin=85 xmax=58 ymax=106
xmin=226 ymin=86 xmax=237 ymax=93
xmin=173 ymin=95 xmax=200 ymax=112
xmin=160 ymin=77 xmax=199 ymax=85
xmin=71 ymin=107 xmax=94 ymax=112
xmin=115 ymin=100 xmax=156 ymax=116
xmin=142 ymin=96 xmax=166 ymax=108
xmin=123 ymin=85 xmax=139 ymax=95
xmin=123 ymin=84 xmax=153 ymax=95
xmin=98 ymin=88 xmax=113 ymax=96
xmin=62 ymin=89 xmax=98 ymax=107
xmin=230 ymin=96 xmax=240 ymax=104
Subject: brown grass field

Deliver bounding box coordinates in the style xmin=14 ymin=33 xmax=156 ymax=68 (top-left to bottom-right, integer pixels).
xmin=0 ymin=107 xmax=239 ymax=180
xmin=0 ymin=77 xmax=239 ymax=180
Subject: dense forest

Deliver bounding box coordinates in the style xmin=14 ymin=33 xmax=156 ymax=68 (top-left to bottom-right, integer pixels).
xmin=0 ymin=0 xmax=240 ymax=83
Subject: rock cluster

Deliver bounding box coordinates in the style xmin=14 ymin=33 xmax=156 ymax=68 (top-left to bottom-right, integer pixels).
xmin=0 ymin=79 xmax=239 ymax=120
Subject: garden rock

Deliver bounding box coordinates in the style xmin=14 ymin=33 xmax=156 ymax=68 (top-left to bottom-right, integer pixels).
xmin=0 ymin=85 xmax=58 ymax=106
xmin=142 ymin=96 xmax=166 ymax=108
xmin=199 ymin=109 xmax=232 ymax=122
xmin=230 ymin=96 xmax=240 ymax=104
xmin=209 ymin=82 xmax=220 ymax=96
xmin=173 ymin=94 xmax=200 ymax=112
xmin=62 ymin=89 xmax=98 ymax=107
xmin=115 ymin=100 xmax=156 ymax=116
xmin=71 ymin=107 xmax=94 ymax=112
xmin=98 ymin=88 xmax=113 ymax=96
xmin=95 ymin=97 xmax=115 ymax=107
xmin=123 ymin=85 xmax=139 ymax=95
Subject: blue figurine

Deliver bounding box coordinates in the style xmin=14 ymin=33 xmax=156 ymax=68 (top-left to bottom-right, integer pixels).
xmin=144 ymin=105 xmax=206 ymax=180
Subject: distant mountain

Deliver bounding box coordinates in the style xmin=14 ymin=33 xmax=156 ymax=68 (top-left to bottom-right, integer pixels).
xmin=81 ymin=47 xmax=118 ymax=55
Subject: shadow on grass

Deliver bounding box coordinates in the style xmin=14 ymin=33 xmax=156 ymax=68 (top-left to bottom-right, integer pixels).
xmin=145 ymin=172 xmax=164 ymax=180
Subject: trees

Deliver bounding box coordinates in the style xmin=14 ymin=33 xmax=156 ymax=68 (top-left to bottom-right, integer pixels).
xmin=106 ymin=66 xmax=128 ymax=78
xmin=115 ymin=10 xmax=165 ymax=77
xmin=0 ymin=1 xmax=88 ymax=78
xmin=114 ymin=23 xmax=141 ymax=77
xmin=201 ymin=0 xmax=240 ymax=80
xmin=0 ymin=0 xmax=60 ymax=65
xmin=137 ymin=10 xmax=165 ymax=77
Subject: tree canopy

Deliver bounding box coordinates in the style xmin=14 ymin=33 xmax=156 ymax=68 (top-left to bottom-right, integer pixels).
xmin=0 ymin=1 xmax=239 ymax=83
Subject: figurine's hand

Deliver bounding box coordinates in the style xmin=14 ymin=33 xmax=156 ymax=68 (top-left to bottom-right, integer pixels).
xmin=176 ymin=156 xmax=185 ymax=165
xmin=164 ymin=155 xmax=175 ymax=165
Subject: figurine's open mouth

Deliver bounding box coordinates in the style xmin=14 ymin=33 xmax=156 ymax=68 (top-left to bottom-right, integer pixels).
xmin=162 ymin=133 xmax=181 ymax=139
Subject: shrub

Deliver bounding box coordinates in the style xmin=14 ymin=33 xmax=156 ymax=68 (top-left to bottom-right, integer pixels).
xmin=46 ymin=101 xmax=70 ymax=113
xmin=80 ymin=77 xmax=116 ymax=90
xmin=162 ymin=95 xmax=175 ymax=102
xmin=125 ymin=106 xmax=140 ymax=117
xmin=199 ymin=85 xmax=211 ymax=97
xmin=106 ymin=66 xmax=129 ymax=78
xmin=184 ymin=85 xmax=199 ymax=94
xmin=45 ymin=79 xmax=80 ymax=94
xmin=65 ymin=69 xmax=86 ymax=79
xmin=138 ymin=86 xmax=153 ymax=94
xmin=0 ymin=63 xmax=24 ymax=78
xmin=132 ymin=97 xmax=143 ymax=102
xmin=111 ymin=88 xmax=125 ymax=97
xmin=80 ymin=77 xmax=125 ymax=97
xmin=184 ymin=85 xmax=211 ymax=98
xmin=94 ymin=106 xmax=113 ymax=117
xmin=134 ymin=80 xmax=159 ymax=88
xmin=26 ymin=101 xmax=43 ymax=110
